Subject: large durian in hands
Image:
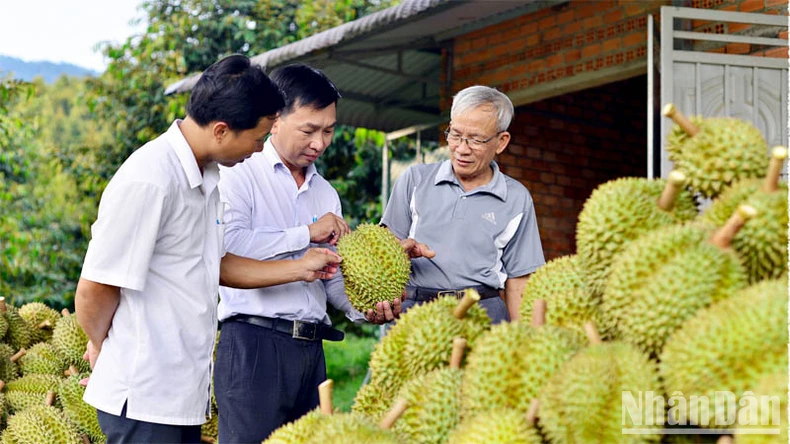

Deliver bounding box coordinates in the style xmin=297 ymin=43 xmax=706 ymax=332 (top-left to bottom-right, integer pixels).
xmin=601 ymin=206 xmax=751 ymax=356
xmin=447 ymin=408 xmax=542 ymax=444
xmin=538 ymin=324 xmax=664 ymax=444
xmin=659 ymin=276 xmax=787 ymax=429
xmin=518 ymin=255 xmax=604 ymax=338
xmin=663 ymin=104 xmax=769 ymax=198
xmin=700 ymin=147 xmax=788 ymax=283
xmin=576 ymin=172 xmax=698 ymax=295
xmin=460 ymin=300 xmax=586 ymax=418
xmin=336 ymin=223 xmax=411 ymax=312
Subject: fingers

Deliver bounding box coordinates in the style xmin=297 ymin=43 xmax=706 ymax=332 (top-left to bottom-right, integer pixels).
xmin=418 ymin=243 xmax=437 ymax=259
xmin=79 ymin=377 xmax=90 ymax=387
xmin=392 ymin=297 xmax=402 ymax=318
xmin=310 ymin=213 xmax=350 ymax=244
xmin=400 ymin=238 xmax=437 ymax=259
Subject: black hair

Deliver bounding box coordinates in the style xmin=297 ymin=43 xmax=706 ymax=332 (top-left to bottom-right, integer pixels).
xmin=269 ymin=63 xmax=341 ymax=116
xmin=187 ymin=54 xmax=285 ymax=131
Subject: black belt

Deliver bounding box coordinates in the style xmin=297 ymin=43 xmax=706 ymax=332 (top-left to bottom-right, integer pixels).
xmin=223 ymin=315 xmax=344 ymax=342
xmin=405 ymin=285 xmax=501 ymax=303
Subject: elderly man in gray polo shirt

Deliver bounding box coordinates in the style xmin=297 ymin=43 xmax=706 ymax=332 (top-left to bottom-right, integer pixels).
xmin=381 ymin=85 xmax=545 ymax=323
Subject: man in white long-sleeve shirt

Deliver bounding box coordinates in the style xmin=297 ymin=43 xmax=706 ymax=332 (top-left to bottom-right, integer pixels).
xmin=214 ymin=63 xmax=401 ymax=443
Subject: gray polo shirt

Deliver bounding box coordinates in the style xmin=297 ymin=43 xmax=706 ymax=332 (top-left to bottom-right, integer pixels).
xmin=381 ymin=159 xmax=545 ymax=290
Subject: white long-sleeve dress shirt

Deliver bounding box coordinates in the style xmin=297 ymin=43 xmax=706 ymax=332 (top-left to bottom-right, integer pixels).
xmin=217 ymin=139 xmax=364 ymax=325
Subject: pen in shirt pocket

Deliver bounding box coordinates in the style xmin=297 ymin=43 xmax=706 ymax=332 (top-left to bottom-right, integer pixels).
xmin=312 ymin=214 xmax=318 ymax=223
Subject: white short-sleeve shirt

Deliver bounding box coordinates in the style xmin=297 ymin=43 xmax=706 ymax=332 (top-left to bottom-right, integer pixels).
xmin=80 ymin=120 xmax=223 ymax=426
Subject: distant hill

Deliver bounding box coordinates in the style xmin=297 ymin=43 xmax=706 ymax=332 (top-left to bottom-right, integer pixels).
xmin=0 ymin=55 xmax=98 ymax=83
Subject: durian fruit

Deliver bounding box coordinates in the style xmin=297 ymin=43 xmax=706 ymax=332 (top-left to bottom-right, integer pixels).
xmin=518 ymin=255 xmax=605 ymax=338
xmin=659 ymin=276 xmax=787 ymax=430
xmin=538 ymin=323 xmax=664 ymax=444
xmin=460 ymin=300 xmax=586 ymax=418
xmin=4 ymin=374 xmax=61 ymax=413
xmin=336 ymin=223 xmax=411 ymax=312
xmin=59 ymin=374 xmax=105 ymax=444
xmin=602 ymin=206 xmax=752 ymax=357
xmin=262 ymin=408 xmax=326 ymax=444
xmin=17 ymin=303 xmax=60 ymax=345
xmin=3 ymin=402 xmax=82 ymax=444
xmin=732 ymin=372 xmax=787 ymax=444
xmin=700 ymin=147 xmax=788 ymax=284
xmin=447 ymin=408 xmax=542 ymax=444
xmin=51 ymin=310 xmax=90 ymax=374
xmin=18 ymin=343 xmax=67 ymax=377
xmin=0 ymin=300 xmax=32 ymax=352
xmin=394 ymin=337 xmax=466 ymax=444
xmin=576 ymin=172 xmax=698 ymax=295
xmin=663 ymin=104 xmax=769 ymax=198
xmin=0 ymin=344 xmax=23 ymax=383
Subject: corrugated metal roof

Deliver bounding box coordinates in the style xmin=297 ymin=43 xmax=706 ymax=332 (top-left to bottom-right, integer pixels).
xmin=165 ymin=0 xmax=547 ymax=133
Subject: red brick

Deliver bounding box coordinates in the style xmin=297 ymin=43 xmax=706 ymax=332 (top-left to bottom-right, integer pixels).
xmin=767 ymin=0 xmax=788 ymax=5
xmin=728 ymin=23 xmax=751 ymax=33
xmin=582 ymin=44 xmax=602 ymax=58
xmin=780 ymin=30 xmax=788 ymax=40
xmin=539 ymin=16 xmax=557 ymax=29
xmin=720 ymin=3 xmax=738 ymax=10
xmin=528 ymin=59 xmax=546 ymax=72
xmin=605 ymin=9 xmax=624 ymax=24
xmin=740 ymin=0 xmax=765 ymax=11
xmin=565 ymin=49 xmax=582 ymax=63
xmin=623 ymin=31 xmax=644 ymax=47
xmin=545 ymin=27 xmax=563 ymax=41
xmin=726 ymin=42 xmax=751 ymax=54
xmin=625 ymin=3 xmax=646 ymax=16
xmin=558 ymin=9 xmax=575 ymax=25
xmin=540 ymin=172 xmax=556 ymax=184
xmin=584 ymin=15 xmax=604 ymax=29
xmin=546 ymin=53 xmax=564 ymax=67
xmin=764 ymin=47 xmax=789 ymax=58
xmin=565 ymin=20 xmax=583 ymax=35
xmin=603 ymin=38 xmax=621 ymax=52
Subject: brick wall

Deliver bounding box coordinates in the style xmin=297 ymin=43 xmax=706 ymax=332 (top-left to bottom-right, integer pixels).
xmin=497 ymin=75 xmax=648 ymax=261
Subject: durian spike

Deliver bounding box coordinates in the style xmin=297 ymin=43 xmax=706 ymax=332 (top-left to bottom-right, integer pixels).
xmin=525 ymin=398 xmax=540 ymax=426
xmin=37 ymin=319 xmax=52 ymax=329
xmin=0 ymin=297 xmax=6 ymax=313
xmin=318 ymin=379 xmax=334 ymax=415
xmin=200 ymin=437 xmax=216 ymax=444
xmin=583 ymin=322 xmax=603 ymax=345
xmin=0 ymin=380 xmax=5 ymax=391
xmin=657 ymin=170 xmax=687 ymax=211
xmin=61 ymin=308 xmax=71 ymax=317
xmin=45 ymin=390 xmax=56 ymax=406
xmin=81 ymin=435 xmax=91 ymax=444
xmin=531 ymin=299 xmax=547 ymax=327
xmin=452 ymin=289 xmax=481 ymax=319
xmin=762 ymin=146 xmax=788 ymax=193
xmin=379 ymin=398 xmax=408 ymax=430
xmin=10 ymin=348 xmax=26 ymax=362
xmin=717 ymin=436 xmax=734 ymax=444
xmin=709 ymin=205 xmax=758 ymax=249
xmin=449 ymin=337 xmax=467 ymax=369
xmin=662 ymin=103 xmax=699 ymax=136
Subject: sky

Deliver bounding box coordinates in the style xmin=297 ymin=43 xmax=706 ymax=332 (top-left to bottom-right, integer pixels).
xmin=0 ymin=0 xmax=146 ymax=72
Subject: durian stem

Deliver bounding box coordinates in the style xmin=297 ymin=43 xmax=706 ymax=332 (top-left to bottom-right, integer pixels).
xmin=45 ymin=390 xmax=56 ymax=406
xmin=662 ymin=103 xmax=699 ymax=136
xmin=61 ymin=308 xmax=71 ymax=317
xmin=710 ymin=205 xmax=757 ymax=249
xmin=531 ymin=299 xmax=547 ymax=327
xmin=0 ymin=380 xmax=5 ymax=391
xmin=81 ymin=434 xmax=91 ymax=444
xmin=64 ymin=365 xmax=79 ymax=377
xmin=452 ymin=289 xmax=481 ymax=319
xmin=0 ymin=297 xmax=6 ymax=313
xmin=37 ymin=320 xmax=52 ymax=329
xmin=525 ymin=399 xmax=540 ymax=426
xmin=449 ymin=337 xmax=467 ymax=369
xmin=657 ymin=170 xmax=687 ymax=211
xmin=318 ymin=379 xmax=334 ymax=415
xmin=10 ymin=348 xmax=25 ymax=362
xmin=716 ymin=436 xmax=734 ymax=444
xmin=379 ymin=398 xmax=408 ymax=429
xmin=762 ymin=146 xmax=788 ymax=193
xmin=583 ymin=322 xmax=603 ymax=345
xmin=200 ymin=436 xmax=216 ymax=444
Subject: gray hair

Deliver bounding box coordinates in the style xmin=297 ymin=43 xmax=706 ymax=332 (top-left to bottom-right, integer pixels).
xmin=450 ymin=85 xmax=514 ymax=132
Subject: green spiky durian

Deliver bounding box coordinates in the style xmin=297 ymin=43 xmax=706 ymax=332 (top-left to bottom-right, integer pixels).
xmin=664 ymin=107 xmax=768 ymax=198
xmin=659 ymin=277 xmax=787 ymax=429
xmin=733 ymin=372 xmax=787 ymax=444
xmin=59 ymin=374 xmax=105 ymax=444
xmin=308 ymin=412 xmax=400 ymax=444
xmin=602 ymin=220 xmax=747 ymax=356
xmin=4 ymin=404 xmax=81 ymax=444
xmin=51 ymin=313 xmax=90 ymax=373
xmin=336 ymin=223 xmax=411 ymax=312
xmin=700 ymin=178 xmax=787 ymax=284
xmin=4 ymin=374 xmax=61 ymax=413
xmin=351 ymin=381 xmax=393 ymax=423
xmin=18 ymin=343 xmax=67 ymax=376
xmin=460 ymin=322 xmax=586 ymax=418
xmin=576 ymin=176 xmax=698 ymax=296
xmin=447 ymin=408 xmax=542 ymax=444
xmin=263 ymin=409 xmax=326 ymax=443
xmin=2 ymin=306 xmax=32 ymax=352
xmin=518 ymin=255 xmax=605 ymax=338
xmin=18 ymin=303 xmax=60 ymax=345
xmin=539 ymin=340 xmax=664 ymax=444
xmin=395 ymin=367 xmax=462 ymax=444
xmin=0 ymin=343 xmax=20 ymax=383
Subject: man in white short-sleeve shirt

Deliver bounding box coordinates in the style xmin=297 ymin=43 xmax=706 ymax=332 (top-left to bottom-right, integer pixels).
xmin=75 ymin=55 xmax=343 ymax=444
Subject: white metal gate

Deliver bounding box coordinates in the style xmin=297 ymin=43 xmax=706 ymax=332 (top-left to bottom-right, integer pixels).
xmin=651 ymin=6 xmax=788 ymax=179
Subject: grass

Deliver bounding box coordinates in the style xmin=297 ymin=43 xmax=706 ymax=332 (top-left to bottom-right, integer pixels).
xmin=323 ymin=331 xmax=378 ymax=412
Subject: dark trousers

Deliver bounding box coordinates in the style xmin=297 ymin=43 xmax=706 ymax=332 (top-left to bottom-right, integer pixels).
xmin=96 ymin=402 xmax=201 ymax=444
xmin=214 ymin=319 xmax=327 ymax=444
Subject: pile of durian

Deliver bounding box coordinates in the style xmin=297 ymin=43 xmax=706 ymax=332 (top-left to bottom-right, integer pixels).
xmin=259 ymin=107 xmax=788 ymax=444
xmin=0 ymin=299 xmax=103 ymax=444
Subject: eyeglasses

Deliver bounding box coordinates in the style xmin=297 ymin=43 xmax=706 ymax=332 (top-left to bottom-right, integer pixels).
xmin=444 ymin=129 xmax=503 ymax=150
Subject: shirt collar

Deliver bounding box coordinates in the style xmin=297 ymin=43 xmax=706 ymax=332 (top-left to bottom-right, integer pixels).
xmin=262 ymin=138 xmax=318 ymax=184
xmin=433 ymin=159 xmax=508 ymax=201
xmin=165 ymin=119 xmax=205 ymax=190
